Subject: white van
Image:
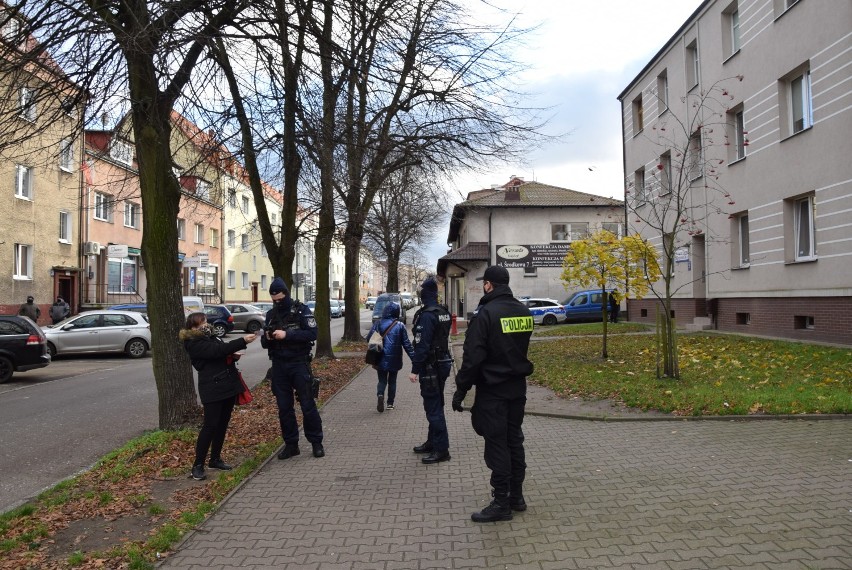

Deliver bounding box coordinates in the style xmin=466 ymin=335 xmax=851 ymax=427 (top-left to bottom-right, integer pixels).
xmin=182 ymin=296 xmax=205 ymax=315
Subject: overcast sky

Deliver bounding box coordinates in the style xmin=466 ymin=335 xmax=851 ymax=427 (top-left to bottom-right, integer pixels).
xmin=424 ymin=0 xmax=704 ymax=270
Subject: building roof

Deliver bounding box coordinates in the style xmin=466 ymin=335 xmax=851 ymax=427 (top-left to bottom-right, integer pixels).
xmin=447 ymin=178 xmax=623 ymax=243
xmin=437 ymin=242 xmax=489 ymax=277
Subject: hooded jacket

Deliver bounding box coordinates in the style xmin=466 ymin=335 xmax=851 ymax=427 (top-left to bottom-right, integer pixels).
xmin=455 ymin=283 xmax=534 ymax=395
xmin=367 ymin=302 xmax=414 ymax=372
xmin=180 ymin=328 xmax=248 ymax=404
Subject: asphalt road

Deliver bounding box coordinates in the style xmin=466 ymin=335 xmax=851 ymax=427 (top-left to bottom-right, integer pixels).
xmin=0 ymin=310 xmax=371 ymax=514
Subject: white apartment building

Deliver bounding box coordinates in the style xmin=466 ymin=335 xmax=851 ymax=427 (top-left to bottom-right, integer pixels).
xmin=618 ymin=0 xmax=851 ymax=345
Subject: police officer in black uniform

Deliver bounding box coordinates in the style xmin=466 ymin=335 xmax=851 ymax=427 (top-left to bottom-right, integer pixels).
xmin=261 ymin=277 xmax=325 ymax=459
xmin=452 ymin=265 xmax=534 ymax=522
xmin=408 ymin=277 xmax=453 ymax=464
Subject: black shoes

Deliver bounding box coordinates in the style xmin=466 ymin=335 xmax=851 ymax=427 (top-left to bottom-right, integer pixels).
xmin=312 ymin=443 xmax=325 ymax=458
xmin=421 ymin=450 xmax=450 ymax=464
xmin=208 ymin=459 xmax=233 ymax=471
xmin=277 ymin=445 xmax=300 ymax=460
xmin=377 ymin=395 xmax=384 ymax=413
xmin=412 ymin=442 xmax=434 ymax=454
xmin=510 ymin=495 xmax=527 ymax=512
xmin=471 ymin=498 xmax=513 ymax=522
xmin=190 ymin=464 xmax=206 ymax=481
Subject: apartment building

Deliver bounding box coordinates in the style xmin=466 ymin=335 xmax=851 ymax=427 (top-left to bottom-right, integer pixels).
xmin=618 ymin=0 xmax=851 ymax=345
xmin=440 ymin=177 xmax=624 ymax=319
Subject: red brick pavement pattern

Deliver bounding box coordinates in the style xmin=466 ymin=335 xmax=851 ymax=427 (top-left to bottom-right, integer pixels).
xmin=161 ymin=355 xmax=852 ymax=569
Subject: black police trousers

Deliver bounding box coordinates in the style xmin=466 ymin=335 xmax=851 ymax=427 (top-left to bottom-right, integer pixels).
xmin=470 ymin=388 xmax=526 ymax=497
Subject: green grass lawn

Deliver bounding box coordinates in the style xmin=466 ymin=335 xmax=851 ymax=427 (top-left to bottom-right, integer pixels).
xmin=529 ymin=331 xmax=851 ymax=416
xmin=533 ymin=321 xmax=652 ymax=336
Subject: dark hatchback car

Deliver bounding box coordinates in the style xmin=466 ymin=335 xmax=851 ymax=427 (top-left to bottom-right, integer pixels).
xmin=203 ymin=305 xmax=235 ymax=337
xmin=371 ymin=293 xmax=408 ymax=325
xmin=0 ymin=315 xmax=50 ymax=383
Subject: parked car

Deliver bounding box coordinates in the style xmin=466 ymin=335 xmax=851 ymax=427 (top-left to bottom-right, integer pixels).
xmin=400 ymin=292 xmax=415 ymax=309
xmin=224 ymin=303 xmax=266 ymax=333
xmin=304 ymin=300 xmax=342 ymax=318
xmin=43 ymin=310 xmax=151 ymax=359
xmin=522 ymin=298 xmax=566 ymax=326
xmin=337 ymin=299 xmax=346 ymax=316
xmin=365 ymin=296 xmax=377 ymax=310
xmin=202 ymin=305 xmax=235 ymax=337
xmin=371 ymin=293 xmax=407 ymax=325
xmin=0 ymin=315 xmax=51 ymax=382
xmin=252 ymin=302 xmax=273 ymax=313
xmin=563 ymin=289 xmax=606 ymax=322
xmin=109 ymin=303 xmax=148 ymax=314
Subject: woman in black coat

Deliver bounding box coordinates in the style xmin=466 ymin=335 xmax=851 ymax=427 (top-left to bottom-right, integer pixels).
xmin=180 ymin=312 xmax=257 ymax=481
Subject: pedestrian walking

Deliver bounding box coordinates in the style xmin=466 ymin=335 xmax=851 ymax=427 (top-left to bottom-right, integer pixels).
xmin=180 ymin=311 xmax=257 ymax=481
xmin=452 ymin=265 xmax=534 ymax=522
xmin=408 ymin=277 xmax=453 ymax=464
xmin=49 ymin=296 xmax=71 ymax=324
xmin=261 ymin=277 xmax=325 ymax=460
xmin=608 ymin=290 xmax=620 ymax=323
xmin=367 ymin=301 xmax=414 ymax=412
xmin=17 ymin=295 xmax=40 ymax=322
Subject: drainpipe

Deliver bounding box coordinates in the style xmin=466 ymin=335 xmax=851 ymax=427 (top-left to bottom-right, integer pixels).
xmin=488 ymin=210 xmax=493 ymax=265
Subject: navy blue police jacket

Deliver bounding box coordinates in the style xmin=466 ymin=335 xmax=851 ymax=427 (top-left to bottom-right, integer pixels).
xmin=261 ymin=301 xmax=317 ymax=359
xmin=410 ymin=301 xmax=452 ymax=376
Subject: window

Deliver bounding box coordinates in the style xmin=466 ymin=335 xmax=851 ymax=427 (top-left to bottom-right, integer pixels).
xmin=194 ymin=223 xmax=204 ymax=244
xmin=19 ymin=86 xmax=35 ymax=121
xmin=209 ymin=228 xmax=219 ymax=248
xmin=789 ymin=71 xmax=812 ymax=134
xmin=688 ymin=130 xmax=702 ymax=180
xmin=241 ymin=196 xmax=250 ymax=214
xmin=59 ymin=138 xmax=74 ymax=171
xmin=737 ymin=213 xmax=750 ymax=266
xmin=15 ymin=164 xmax=32 ymax=200
xmin=2 ymin=16 xmax=20 ymax=42
xmin=177 ymin=218 xmax=186 ymax=240
xmin=242 ymin=272 xmax=249 ymax=289
xmin=550 ymin=223 xmax=588 ymax=241
xmin=634 ymin=167 xmax=646 ymax=202
xmin=228 ymin=189 xmax=237 ymax=209
xmin=632 ymin=94 xmax=644 ymax=135
xmin=523 ymin=266 xmax=537 ymax=277
xmin=656 ymin=70 xmax=668 ymax=114
xmin=14 ymin=243 xmax=33 ymax=278
xmin=794 ymin=315 xmax=814 ymax=330
xmin=107 ymin=256 xmax=138 ymax=293
xmin=94 ymin=192 xmax=114 ymax=222
xmin=794 ymin=195 xmax=815 ymax=260
xmin=227 ymin=230 xmax=236 ymax=248
xmin=124 ymin=201 xmax=140 ymax=229
xmin=196 ymin=180 xmax=210 ymax=202
xmin=261 ymin=275 xmax=267 ymax=289
xmin=252 ymin=256 xmax=257 ymax=271
xmin=686 ymin=40 xmax=699 ymax=88
xmin=736 ymin=312 xmax=750 ymax=325
xmin=602 ymin=223 xmax=622 ymax=237
xmin=723 ymin=3 xmax=741 ymax=57
xmin=227 ymin=270 xmax=236 ymax=289
xmin=260 ymin=242 xmax=268 ymax=257
xmin=241 ymin=233 xmax=249 ymax=251
xmin=59 ymin=211 xmax=72 ymax=243
xmin=728 ymin=107 xmax=746 ymax=161
xmin=659 ymin=152 xmax=672 ymax=195
xmin=109 ymin=140 xmax=133 ymax=166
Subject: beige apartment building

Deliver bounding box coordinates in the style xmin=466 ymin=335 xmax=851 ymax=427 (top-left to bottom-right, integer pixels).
xmin=619 ymin=0 xmax=852 ymax=345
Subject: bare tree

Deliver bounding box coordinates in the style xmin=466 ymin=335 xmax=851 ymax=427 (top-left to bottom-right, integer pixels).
xmin=626 ymin=76 xmax=744 ymax=378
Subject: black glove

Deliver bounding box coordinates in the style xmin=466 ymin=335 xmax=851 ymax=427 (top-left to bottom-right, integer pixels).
xmin=451 ymin=390 xmax=466 ymax=412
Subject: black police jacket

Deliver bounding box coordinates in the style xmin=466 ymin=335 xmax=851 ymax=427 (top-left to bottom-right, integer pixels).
xmin=261 ymin=301 xmax=317 ymax=359
xmin=455 ymin=284 xmax=534 ymax=393
xmin=410 ymin=302 xmax=451 ymax=375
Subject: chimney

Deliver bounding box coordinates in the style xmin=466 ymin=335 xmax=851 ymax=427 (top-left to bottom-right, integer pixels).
xmin=505 ymin=186 xmax=520 ymax=201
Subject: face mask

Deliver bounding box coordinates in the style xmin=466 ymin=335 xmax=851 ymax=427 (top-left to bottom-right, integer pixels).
xmin=200 ymin=323 xmax=215 ymax=337
xmin=275 ymin=296 xmax=292 ymax=311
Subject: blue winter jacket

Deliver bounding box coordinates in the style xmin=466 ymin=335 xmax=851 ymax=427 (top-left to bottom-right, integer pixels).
xmin=367 ymin=302 xmax=415 ymax=372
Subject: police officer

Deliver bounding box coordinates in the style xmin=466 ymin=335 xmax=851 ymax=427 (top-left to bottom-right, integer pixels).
xmin=261 ymin=277 xmax=325 ymax=459
xmin=452 ymin=265 xmax=534 ymax=522
xmin=408 ymin=277 xmax=452 ymax=464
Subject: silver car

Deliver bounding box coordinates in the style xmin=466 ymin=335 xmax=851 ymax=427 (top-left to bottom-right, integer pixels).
xmin=43 ymin=310 xmax=151 ymax=359
xmin=224 ymin=303 xmax=266 ymax=333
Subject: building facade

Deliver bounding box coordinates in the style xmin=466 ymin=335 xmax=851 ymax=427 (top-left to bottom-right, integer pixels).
xmin=440 ymin=177 xmax=624 ymax=319
xmin=618 ymin=0 xmax=852 ymax=345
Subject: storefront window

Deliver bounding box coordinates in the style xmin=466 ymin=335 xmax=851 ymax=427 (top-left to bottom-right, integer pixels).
xmin=108 ymin=256 xmax=138 ymax=293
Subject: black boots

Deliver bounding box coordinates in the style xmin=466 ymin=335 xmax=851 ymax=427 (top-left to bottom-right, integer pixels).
xmin=312 ymin=443 xmax=325 ymax=458
xmin=412 ymin=442 xmax=434 ymax=454
xmin=510 ymin=485 xmax=527 ymax=512
xmin=208 ymin=459 xmax=233 ymax=471
xmin=277 ymin=444 xmax=300 ymax=460
xmin=421 ymin=450 xmax=450 ymax=464
xmin=471 ymin=492 xmax=513 ymax=523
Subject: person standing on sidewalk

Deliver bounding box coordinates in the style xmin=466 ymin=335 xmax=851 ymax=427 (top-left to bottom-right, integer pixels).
xmin=181 ymin=312 xmax=257 ymax=481
xmin=408 ymin=277 xmax=452 ymax=464
xmin=261 ymin=277 xmax=325 ymax=460
xmin=452 ymin=265 xmax=534 ymax=522
xmin=18 ymin=295 xmax=40 ymax=323
xmin=367 ymin=301 xmax=414 ymax=412
xmin=49 ymin=296 xmax=71 ymax=324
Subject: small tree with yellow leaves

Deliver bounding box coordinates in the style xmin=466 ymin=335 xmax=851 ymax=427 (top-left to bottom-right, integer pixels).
xmin=561 ymin=230 xmax=661 ymax=358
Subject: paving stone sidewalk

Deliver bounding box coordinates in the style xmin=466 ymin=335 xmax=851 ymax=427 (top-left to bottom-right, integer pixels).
xmin=161 ymin=353 xmax=852 ymax=569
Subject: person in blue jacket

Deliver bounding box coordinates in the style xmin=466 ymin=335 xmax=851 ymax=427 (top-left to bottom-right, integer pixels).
xmin=261 ymin=277 xmax=324 ymax=460
xmin=408 ymin=277 xmax=453 ymax=464
xmin=367 ymin=301 xmax=415 ymax=412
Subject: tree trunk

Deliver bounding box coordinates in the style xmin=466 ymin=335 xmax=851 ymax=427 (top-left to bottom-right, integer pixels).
xmin=386 ymin=255 xmax=400 ymax=292
xmin=342 ymin=230 xmax=364 ymax=341
xmin=128 ymin=64 xmax=196 ymax=429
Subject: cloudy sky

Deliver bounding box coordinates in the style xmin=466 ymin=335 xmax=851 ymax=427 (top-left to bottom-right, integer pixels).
xmin=424 ymin=0 xmax=704 ymax=269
